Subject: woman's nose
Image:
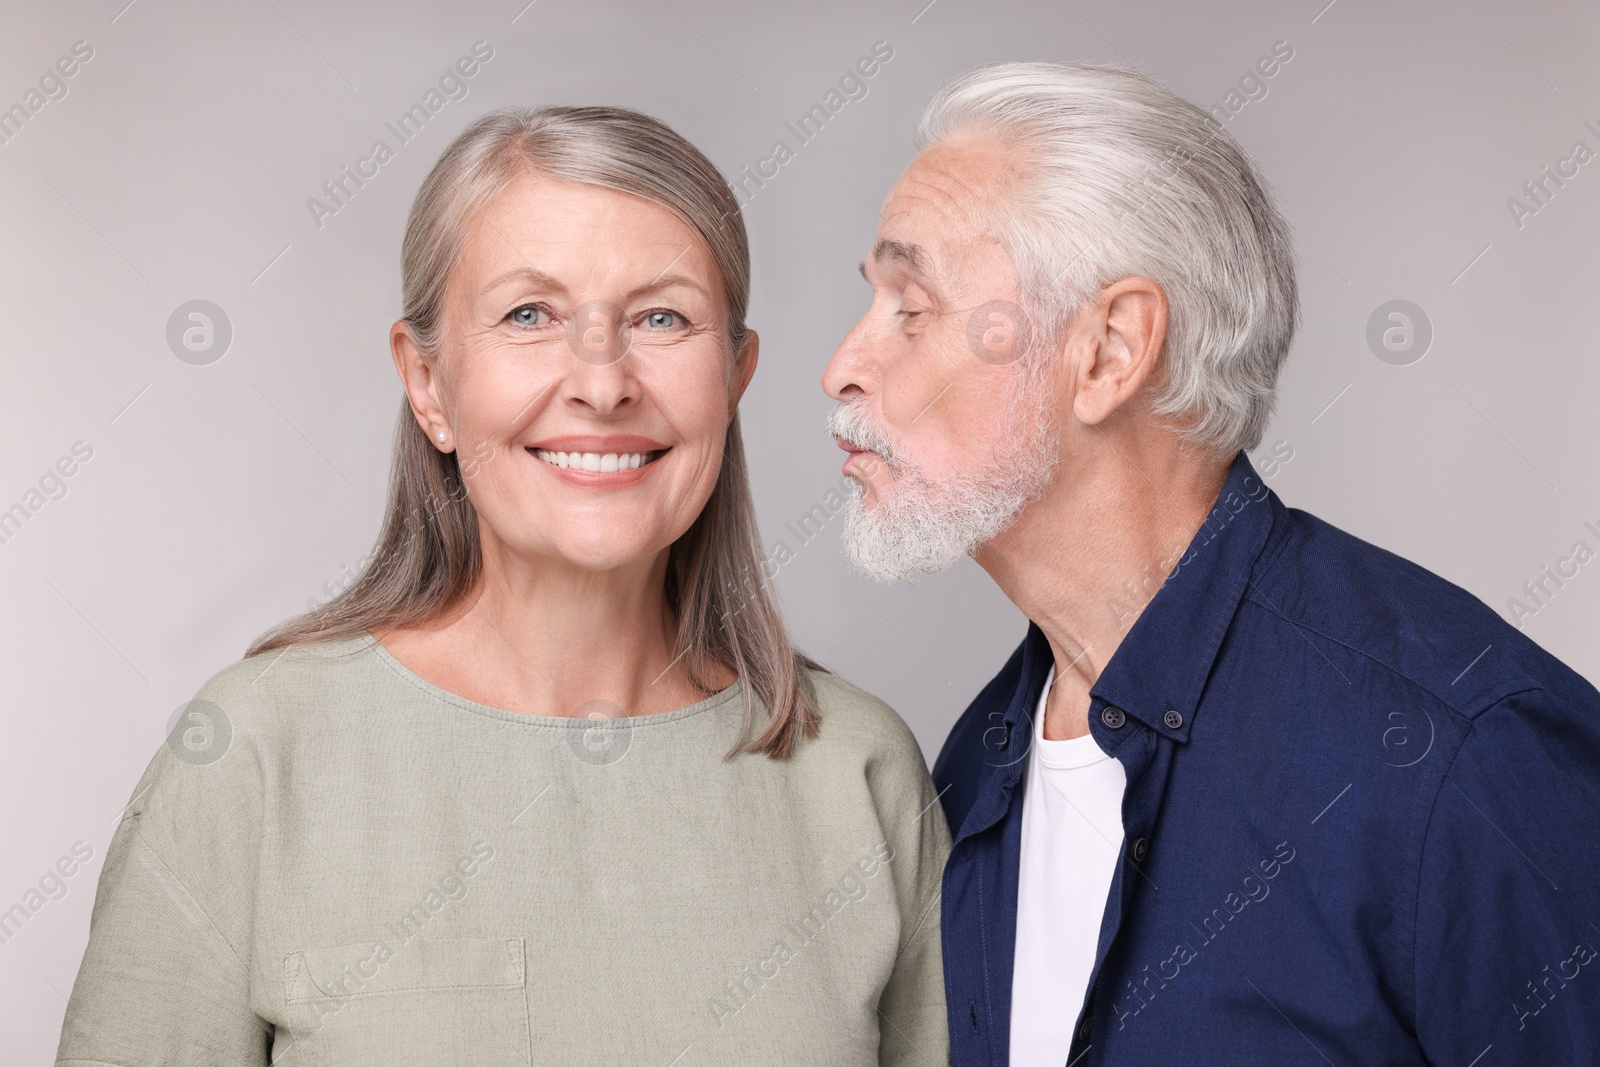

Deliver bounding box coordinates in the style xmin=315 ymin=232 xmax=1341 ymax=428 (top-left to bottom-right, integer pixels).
xmin=561 ymin=303 xmax=639 ymax=413
xmin=566 ymin=301 xmax=631 ymax=368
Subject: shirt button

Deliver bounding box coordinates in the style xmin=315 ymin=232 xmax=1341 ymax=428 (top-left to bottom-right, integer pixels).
xmin=1101 ymin=705 xmax=1126 ymax=729
xmin=1163 ymin=709 xmax=1184 ymax=730
xmin=1077 ymin=1013 xmax=1093 ymax=1041
xmin=1131 ymin=836 xmax=1149 ymax=862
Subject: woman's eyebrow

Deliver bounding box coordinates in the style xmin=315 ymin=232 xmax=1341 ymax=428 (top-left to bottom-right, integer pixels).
xmin=627 ymin=273 xmax=710 ymax=301
xmin=482 ymin=265 xmax=565 ymax=293
xmin=479 ymin=267 xmax=709 ymax=302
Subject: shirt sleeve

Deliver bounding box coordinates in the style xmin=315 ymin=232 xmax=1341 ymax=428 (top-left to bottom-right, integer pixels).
xmin=56 ymin=695 xmax=270 ymax=1066
xmin=874 ymin=751 xmax=954 ymax=1067
xmin=1412 ymin=687 xmax=1600 ymax=1062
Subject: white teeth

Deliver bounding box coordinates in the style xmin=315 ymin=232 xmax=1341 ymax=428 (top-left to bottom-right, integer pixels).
xmin=533 ymin=449 xmax=656 ymax=472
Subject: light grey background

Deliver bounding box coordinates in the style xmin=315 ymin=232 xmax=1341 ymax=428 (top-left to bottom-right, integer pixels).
xmin=2 ymin=0 xmax=1596 ymax=1058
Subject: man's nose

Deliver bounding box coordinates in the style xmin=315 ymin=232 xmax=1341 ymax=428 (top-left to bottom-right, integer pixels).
xmin=822 ymin=315 xmax=877 ymax=401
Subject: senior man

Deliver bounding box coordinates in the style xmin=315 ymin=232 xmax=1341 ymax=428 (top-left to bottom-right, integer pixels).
xmin=823 ymin=61 xmax=1600 ymax=1066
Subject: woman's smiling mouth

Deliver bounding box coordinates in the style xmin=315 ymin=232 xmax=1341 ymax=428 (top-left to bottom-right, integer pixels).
xmin=533 ymin=449 xmax=662 ymax=472
xmin=526 ymin=435 xmax=670 ymax=485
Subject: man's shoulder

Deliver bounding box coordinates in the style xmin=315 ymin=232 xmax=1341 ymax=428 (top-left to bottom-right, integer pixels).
xmin=1247 ymin=504 xmax=1592 ymax=719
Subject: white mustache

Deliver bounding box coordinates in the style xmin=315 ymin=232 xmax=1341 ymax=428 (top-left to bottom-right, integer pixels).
xmin=826 ymin=402 xmax=901 ymax=470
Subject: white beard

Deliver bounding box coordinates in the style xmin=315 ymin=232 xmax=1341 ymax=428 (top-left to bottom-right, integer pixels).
xmin=828 ymin=372 xmax=1059 ymax=584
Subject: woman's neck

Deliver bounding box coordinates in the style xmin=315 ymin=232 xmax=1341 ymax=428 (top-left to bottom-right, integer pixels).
xmin=375 ymin=542 xmax=730 ymax=718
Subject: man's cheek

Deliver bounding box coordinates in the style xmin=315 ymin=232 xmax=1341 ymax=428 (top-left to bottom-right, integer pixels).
xmin=882 ymin=363 xmax=961 ymax=431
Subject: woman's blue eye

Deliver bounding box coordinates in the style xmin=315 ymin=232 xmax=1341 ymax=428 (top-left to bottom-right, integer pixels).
xmin=509 ymin=305 xmax=548 ymax=327
xmin=643 ymin=310 xmax=681 ymax=329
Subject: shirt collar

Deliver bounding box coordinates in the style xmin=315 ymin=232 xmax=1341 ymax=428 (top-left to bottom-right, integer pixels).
xmin=1087 ymin=449 xmax=1279 ymax=741
xmin=963 ymin=451 xmax=1281 ymax=831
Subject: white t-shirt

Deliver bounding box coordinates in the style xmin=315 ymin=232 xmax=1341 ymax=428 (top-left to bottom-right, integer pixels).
xmin=1009 ymin=665 xmax=1129 ymax=1067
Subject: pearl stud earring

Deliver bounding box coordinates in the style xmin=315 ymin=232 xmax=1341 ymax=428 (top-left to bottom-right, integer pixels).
xmin=437 ymin=431 xmax=447 ymax=442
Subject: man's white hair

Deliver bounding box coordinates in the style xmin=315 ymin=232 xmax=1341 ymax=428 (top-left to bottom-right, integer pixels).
xmin=917 ymin=61 xmax=1299 ymax=455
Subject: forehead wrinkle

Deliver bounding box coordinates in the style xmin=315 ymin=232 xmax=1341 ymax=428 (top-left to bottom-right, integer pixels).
xmin=451 ymin=207 xmax=556 ymax=312
xmin=900 ymin=135 xmax=1028 ymax=244
xmin=470 ymin=172 xmax=715 ymax=299
xmin=881 ymin=143 xmax=1028 ymax=302
xmin=892 ymin=162 xmax=988 ymax=233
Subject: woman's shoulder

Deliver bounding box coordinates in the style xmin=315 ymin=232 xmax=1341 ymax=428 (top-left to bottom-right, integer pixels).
xmin=795 ymin=668 xmax=948 ymax=850
xmin=178 ymin=631 xmax=380 ymax=741
xmin=130 ymin=633 xmax=380 ymax=809
xmin=801 ymin=666 xmax=927 ymax=765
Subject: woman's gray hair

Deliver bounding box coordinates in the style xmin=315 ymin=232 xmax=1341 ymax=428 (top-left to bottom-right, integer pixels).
xmin=917 ymin=61 xmax=1299 ymax=455
xmin=248 ymin=105 xmax=822 ymax=759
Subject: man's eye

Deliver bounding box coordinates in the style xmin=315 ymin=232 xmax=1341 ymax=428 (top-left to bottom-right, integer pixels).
xmin=508 ymin=304 xmax=550 ymax=328
xmin=642 ymin=310 xmax=683 ymax=329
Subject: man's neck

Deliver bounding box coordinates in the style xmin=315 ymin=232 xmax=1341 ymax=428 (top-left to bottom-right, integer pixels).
xmin=975 ymin=434 xmax=1231 ymax=740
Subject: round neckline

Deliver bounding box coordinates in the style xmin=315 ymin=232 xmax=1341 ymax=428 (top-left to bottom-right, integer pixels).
xmin=355 ymin=630 xmax=744 ymax=728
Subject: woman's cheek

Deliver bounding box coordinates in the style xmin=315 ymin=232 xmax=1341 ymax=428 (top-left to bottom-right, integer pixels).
xmin=648 ymin=368 xmax=729 ymax=430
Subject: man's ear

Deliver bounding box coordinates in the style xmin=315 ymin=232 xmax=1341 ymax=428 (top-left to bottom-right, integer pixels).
xmin=1070 ymin=276 xmax=1167 ymax=428
xmin=390 ymin=320 xmax=453 ymax=450
xmin=730 ymin=327 xmax=760 ymax=413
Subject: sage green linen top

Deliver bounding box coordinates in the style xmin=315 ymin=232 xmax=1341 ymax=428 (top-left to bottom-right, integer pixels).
xmin=55 ymin=633 xmax=951 ymax=1066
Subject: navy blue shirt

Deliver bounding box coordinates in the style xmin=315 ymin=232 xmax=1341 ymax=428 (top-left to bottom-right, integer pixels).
xmin=934 ymin=450 xmax=1600 ymax=1066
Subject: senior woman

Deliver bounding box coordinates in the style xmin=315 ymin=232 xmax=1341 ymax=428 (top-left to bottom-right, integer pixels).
xmin=55 ymin=106 xmax=949 ymax=1066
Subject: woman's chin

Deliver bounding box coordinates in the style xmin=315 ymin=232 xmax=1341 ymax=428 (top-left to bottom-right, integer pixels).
xmin=529 ymin=534 xmax=669 ymax=575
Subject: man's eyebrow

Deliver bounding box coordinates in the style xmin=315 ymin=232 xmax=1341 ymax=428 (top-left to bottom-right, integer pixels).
xmin=871 ymin=238 xmax=930 ymax=276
